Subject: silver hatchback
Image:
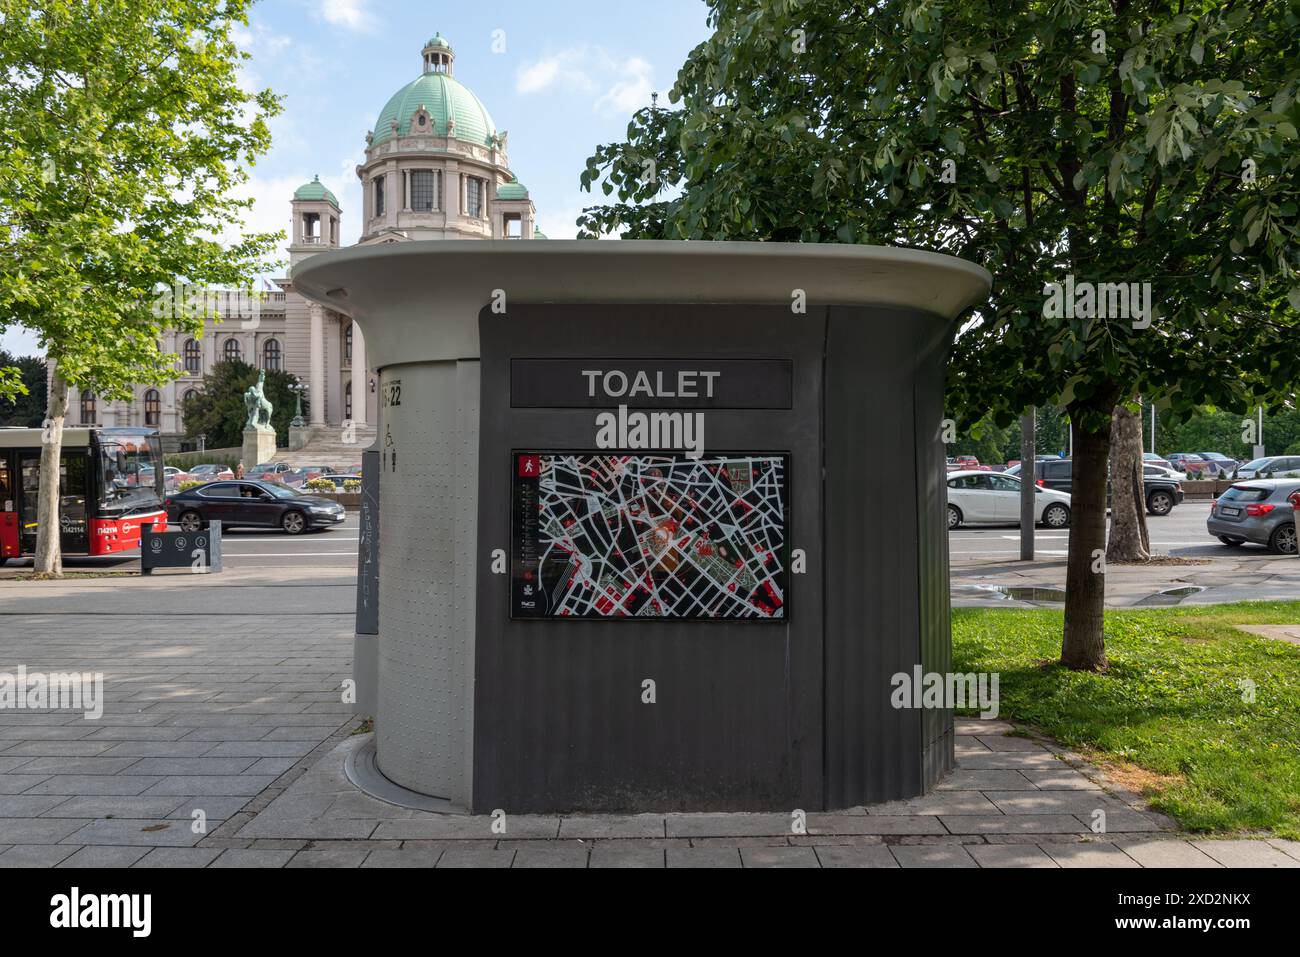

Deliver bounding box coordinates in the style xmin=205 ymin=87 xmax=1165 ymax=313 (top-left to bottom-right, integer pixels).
xmin=1206 ymin=480 xmax=1300 ymax=554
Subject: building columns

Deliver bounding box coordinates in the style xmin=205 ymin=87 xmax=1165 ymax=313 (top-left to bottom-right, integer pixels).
xmin=309 ymin=303 xmax=325 ymax=426
xmin=350 ymin=322 xmax=367 ymax=426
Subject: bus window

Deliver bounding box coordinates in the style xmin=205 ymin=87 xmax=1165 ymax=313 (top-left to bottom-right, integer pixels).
xmin=0 ymin=460 xmax=11 ymax=511
xmin=98 ymin=435 xmax=162 ymax=516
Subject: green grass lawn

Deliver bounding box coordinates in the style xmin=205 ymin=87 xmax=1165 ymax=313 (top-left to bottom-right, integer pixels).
xmin=952 ymin=601 xmax=1300 ymax=839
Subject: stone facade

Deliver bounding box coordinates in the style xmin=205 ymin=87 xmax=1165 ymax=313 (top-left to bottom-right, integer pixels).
xmin=64 ymin=34 xmax=537 ymax=449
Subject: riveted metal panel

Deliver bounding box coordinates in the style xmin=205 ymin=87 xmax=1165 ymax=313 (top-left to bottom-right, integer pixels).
xmin=474 ymin=304 xmax=825 ymax=813
xmin=374 ymin=359 xmax=477 ymax=807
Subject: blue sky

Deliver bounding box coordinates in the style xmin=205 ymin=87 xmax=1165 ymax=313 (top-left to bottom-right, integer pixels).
xmin=2 ymin=0 xmax=713 ymax=356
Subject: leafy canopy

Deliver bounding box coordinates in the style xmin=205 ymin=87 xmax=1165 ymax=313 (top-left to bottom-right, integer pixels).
xmin=0 ymin=0 xmax=283 ymax=403
xmin=578 ymin=0 xmax=1300 ymax=432
xmin=182 ymin=358 xmax=302 ymax=449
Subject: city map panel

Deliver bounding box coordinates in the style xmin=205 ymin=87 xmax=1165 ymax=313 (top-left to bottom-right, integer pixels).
xmin=511 ymin=453 xmax=789 ymax=620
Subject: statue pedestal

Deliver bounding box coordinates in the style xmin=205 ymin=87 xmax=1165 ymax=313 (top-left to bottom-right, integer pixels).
xmin=242 ymin=428 xmax=276 ymax=467
xmin=289 ymin=424 xmax=314 ymax=452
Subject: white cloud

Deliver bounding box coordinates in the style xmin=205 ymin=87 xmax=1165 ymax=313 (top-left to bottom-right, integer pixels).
xmin=516 ymin=47 xmax=656 ymax=116
xmin=320 ymin=0 xmax=374 ymax=31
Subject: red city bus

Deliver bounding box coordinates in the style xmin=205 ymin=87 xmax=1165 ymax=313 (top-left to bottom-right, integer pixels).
xmin=0 ymin=427 xmax=166 ymax=564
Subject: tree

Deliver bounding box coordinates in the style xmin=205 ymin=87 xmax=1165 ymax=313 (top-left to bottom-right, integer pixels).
xmin=0 ymin=351 xmax=48 ymax=427
xmin=578 ymin=0 xmax=1300 ymax=670
xmin=1107 ymin=399 xmax=1150 ymax=561
xmin=182 ymin=359 xmax=302 ymax=450
xmin=0 ymin=0 xmax=281 ymax=575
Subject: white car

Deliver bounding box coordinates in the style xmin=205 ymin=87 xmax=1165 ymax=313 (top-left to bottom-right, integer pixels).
xmin=1236 ymin=456 xmax=1300 ymax=480
xmin=1144 ymin=464 xmax=1187 ymax=482
xmin=945 ymin=470 xmax=1072 ymax=529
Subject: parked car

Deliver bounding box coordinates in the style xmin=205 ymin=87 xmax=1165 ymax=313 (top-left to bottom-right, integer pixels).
xmin=1144 ymin=463 xmax=1187 ymax=482
xmin=945 ymin=470 xmax=1072 ymax=529
xmin=1195 ymin=452 xmax=1240 ymax=477
xmin=953 ymin=455 xmax=981 ymax=469
xmin=1005 ymin=458 xmax=1183 ymax=515
xmin=1166 ymin=452 xmax=1209 ymax=476
xmin=187 ymin=463 xmax=235 ymax=481
xmin=295 ymin=465 xmax=337 ymax=480
xmin=165 ymin=480 xmax=346 ymax=535
xmin=1142 ymin=452 xmax=1175 ymax=470
xmin=142 ymin=466 xmax=188 ymax=489
xmin=313 ymin=474 xmax=362 ymax=490
xmin=1235 ymin=455 xmax=1300 ymax=480
xmin=1206 ymin=479 xmax=1300 ymax=554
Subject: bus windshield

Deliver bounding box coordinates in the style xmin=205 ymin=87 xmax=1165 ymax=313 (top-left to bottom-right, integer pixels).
xmin=97 ymin=434 xmax=163 ymax=516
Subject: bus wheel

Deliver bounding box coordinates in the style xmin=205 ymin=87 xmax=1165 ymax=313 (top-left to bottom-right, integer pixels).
xmin=179 ymin=511 xmax=204 ymax=532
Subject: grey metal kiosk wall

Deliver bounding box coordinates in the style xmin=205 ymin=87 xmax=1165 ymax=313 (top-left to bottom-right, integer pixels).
xmin=292 ymin=241 xmax=991 ymax=814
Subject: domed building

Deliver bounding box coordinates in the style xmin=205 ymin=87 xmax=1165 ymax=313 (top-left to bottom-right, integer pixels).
xmin=70 ymin=35 xmax=540 ymax=454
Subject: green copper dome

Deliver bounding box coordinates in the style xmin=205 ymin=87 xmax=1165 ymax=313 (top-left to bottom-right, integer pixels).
xmin=496 ymin=179 xmax=528 ymax=200
xmin=371 ymin=73 xmax=497 ymax=146
xmin=293 ymin=175 xmax=338 ymax=205
xmin=426 ymin=33 xmax=451 ymax=49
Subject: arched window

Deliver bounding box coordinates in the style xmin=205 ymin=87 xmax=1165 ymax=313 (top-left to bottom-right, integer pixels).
xmin=182 ymin=388 xmax=198 ymax=423
xmin=263 ymin=338 xmax=281 ymax=371
xmin=144 ymin=389 xmax=161 ymax=426
xmin=223 ymin=338 xmax=241 ymax=362
xmin=184 ymin=338 xmax=201 ymax=374
xmin=344 ymin=381 xmax=353 ymax=420
xmin=344 ymin=324 xmax=353 ymax=361
xmin=79 ymin=392 xmax=96 ymax=425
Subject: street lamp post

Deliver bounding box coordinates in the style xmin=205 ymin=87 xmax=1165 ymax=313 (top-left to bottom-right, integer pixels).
xmin=289 ymin=382 xmax=308 ymax=428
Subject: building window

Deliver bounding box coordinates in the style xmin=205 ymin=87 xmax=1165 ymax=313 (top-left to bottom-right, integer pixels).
xmin=374 ymin=177 xmax=385 ymax=216
xmin=411 ymin=170 xmax=435 ymax=212
xmin=263 ymin=338 xmax=281 ymax=371
xmin=344 ymin=324 xmax=353 ymax=361
xmin=344 ymin=381 xmax=353 ymax=420
xmin=183 ymin=338 xmax=201 ymax=374
xmin=144 ymin=389 xmax=161 ymax=427
xmin=79 ymin=392 xmax=96 ymax=425
xmin=466 ymin=176 xmax=483 ymax=218
xmin=224 ymin=338 xmax=241 ymax=362
xmin=182 ymin=389 xmax=197 ymax=424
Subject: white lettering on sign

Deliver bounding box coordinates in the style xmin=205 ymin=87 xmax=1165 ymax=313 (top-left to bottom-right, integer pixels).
xmin=581 ymin=369 xmax=721 ymax=400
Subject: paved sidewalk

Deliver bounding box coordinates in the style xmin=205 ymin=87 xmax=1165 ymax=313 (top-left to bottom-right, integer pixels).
xmin=953 ymin=555 xmax=1300 ymax=607
xmin=3 ymin=567 xmax=1297 ymax=867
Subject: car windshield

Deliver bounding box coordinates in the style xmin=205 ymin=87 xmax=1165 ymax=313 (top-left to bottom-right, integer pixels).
xmin=261 ymin=484 xmax=298 ymax=499
xmin=1200 ymin=453 xmax=1228 ymax=461
xmin=1240 ymin=458 xmax=1271 ymax=470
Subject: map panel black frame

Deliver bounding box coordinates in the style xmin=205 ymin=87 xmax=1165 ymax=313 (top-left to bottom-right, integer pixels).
xmin=510 ymin=451 xmax=790 ymax=621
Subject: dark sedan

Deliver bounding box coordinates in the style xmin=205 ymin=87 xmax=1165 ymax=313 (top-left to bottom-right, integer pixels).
xmin=165 ymin=480 xmax=346 ymax=535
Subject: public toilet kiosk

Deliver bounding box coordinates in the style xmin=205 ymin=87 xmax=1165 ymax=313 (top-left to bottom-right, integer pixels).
xmin=292 ymin=241 xmax=991 ymax=814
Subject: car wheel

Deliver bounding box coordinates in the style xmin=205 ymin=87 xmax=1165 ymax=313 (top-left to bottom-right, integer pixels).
xmin=178 ymin=510 xmax=204 ymax=532
xmin=1268 ymin=523 xmax=1297 ymax=555
xmin=1146 ymin=490 xmax=1174 ymax=516
xmin=947 ymin=505 xmax=962 ymax=530
xmin=1217 ymin=536 xmax=1245 ymax=547
xmin=1041 ymin=503 xmax=1070 ymax=528
xmin=281 ymin=510 xmax=306 ymax=535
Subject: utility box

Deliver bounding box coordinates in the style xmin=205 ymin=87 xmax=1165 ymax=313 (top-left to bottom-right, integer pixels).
xmin=293 ymin=241 xmax=990 ymax=813
xmin=141 ymin=521 xmax=223 ymax=575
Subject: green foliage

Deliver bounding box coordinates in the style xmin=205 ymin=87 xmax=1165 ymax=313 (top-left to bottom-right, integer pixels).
xmin=954 ymin=602 xmax=1300 ymax=837
xmin=342 ymin=480 xmax=361 ymax=492
xmin=0 ymin=0 xmax=283 ymax=400
xmin=578 ymin=0 xmax=1300 ymax=432
xmin=177 ymin=480 xmax=205 ymax=492
xmin=181 ymin=359 xmax=302 ymax=449
xmin=164 ymin=451 xmax=240 ymax=470
xmin=303 ymin=478 xmax=335 ymax=492
xmin=0 ymin=350 xmax=47 ymax=426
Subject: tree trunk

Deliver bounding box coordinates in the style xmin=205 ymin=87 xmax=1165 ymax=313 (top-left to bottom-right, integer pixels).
xmin=1106 ymin=401 xmax=1150 ymax=563
xmin=1062 ymin=417 xmax=1110 ymax=671
xmin=33 ymin=371 xmax=69 ymax=577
